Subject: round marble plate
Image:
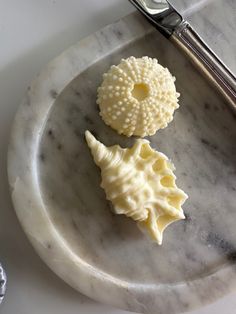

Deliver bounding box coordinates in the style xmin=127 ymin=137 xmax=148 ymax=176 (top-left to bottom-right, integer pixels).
xmin=8 ymin=12 xmax=236 ymax=314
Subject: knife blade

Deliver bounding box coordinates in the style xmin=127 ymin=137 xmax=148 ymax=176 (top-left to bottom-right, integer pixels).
xmin=129 ymin=0 xmax=236 ymax=108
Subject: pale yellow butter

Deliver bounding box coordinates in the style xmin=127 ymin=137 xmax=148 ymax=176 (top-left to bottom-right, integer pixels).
xmin=97 ymin=56 xmax=180 ymax=137
xmin=85 ymin=130 xmax=188 ymax=245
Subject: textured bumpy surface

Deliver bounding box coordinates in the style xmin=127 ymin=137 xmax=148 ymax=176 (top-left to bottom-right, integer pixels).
xmin=97 ymin=56 xmax=180 ymax=137
xmin=85 ymin=131 xmax=187 ymax=245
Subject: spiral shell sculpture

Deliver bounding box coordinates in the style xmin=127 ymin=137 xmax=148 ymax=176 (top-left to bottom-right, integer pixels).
xmin=85 ymin=130 xmax=188 ymax=245
xmin=97 ymin=56 xmax=180 ymax=137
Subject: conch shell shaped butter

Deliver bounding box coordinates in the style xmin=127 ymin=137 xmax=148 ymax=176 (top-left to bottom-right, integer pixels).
xmin=85 ymin=130 xmax=188 ymax=245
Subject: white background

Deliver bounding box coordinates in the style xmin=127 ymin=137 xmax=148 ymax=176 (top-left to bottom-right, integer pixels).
xmin=0 ymin=1 xmax=236 ymax=313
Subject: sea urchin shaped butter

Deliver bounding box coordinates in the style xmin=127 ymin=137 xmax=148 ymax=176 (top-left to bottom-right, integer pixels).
xmin=97 ymin=56 xmax=180 ymax=137
xmin=85 ymin=130 xmax=188 ymax=245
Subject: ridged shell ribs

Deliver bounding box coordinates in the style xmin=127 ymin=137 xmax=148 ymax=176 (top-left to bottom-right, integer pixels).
xmin=85 ymin=131 xmax=188 ymax=245
xmin=97 ymin=56 xmax=180 ymax=137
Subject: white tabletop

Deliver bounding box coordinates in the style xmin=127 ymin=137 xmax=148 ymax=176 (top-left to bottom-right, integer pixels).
xmin=0 ymin=1 xmax=236 ymax=313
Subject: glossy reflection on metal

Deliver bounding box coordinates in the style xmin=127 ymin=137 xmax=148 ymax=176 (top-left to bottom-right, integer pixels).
xmin=132 ymin=0 xmax=171 ymax=15
xmin=0 ymin=264 xmax=6 ymax=305
xmin=172 ymin=24 xmax=236 ymax=109
xmin=129 ymin=0 xmax=183 ymax=36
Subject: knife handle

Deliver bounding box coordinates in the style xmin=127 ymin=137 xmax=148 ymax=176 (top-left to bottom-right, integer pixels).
xmin=171 ymin=21 xmax=236 ymax=108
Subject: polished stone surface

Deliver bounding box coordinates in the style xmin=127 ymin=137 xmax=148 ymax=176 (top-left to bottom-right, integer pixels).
xmin=7 ymin=2 xmax=236 ymax=314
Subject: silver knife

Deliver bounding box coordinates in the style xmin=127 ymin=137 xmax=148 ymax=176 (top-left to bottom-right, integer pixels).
xmin=129 ymin=0 xmax=236 ymax=108
xmin=0 ymin=263 xmax=6 ymax=305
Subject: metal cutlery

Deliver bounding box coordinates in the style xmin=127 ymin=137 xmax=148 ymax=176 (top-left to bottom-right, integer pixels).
xmin=129 ymin=0 xmax=236 ymax=108
xmin=0 ymin=264 xmax=6 ymax=305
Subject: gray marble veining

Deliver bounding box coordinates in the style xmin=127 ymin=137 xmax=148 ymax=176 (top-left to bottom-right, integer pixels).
xmin=7 ymin=2 xmax=236 ymax=314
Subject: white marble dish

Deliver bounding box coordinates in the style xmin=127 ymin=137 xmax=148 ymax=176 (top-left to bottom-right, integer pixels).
xmin=8 ymin=12 xmax=236 ymax=314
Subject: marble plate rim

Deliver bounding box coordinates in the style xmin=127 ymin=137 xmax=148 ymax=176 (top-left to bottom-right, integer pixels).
xmin=7 ymin=11 xmax=236 ymax=314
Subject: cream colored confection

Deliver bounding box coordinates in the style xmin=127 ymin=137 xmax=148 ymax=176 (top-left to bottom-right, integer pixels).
xmin=97 ymin=56 xmax=180 ymax=137
xmin=85 ymin=130 xmax=188 ymax=245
